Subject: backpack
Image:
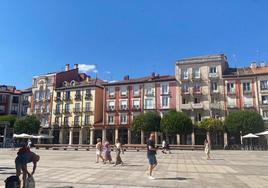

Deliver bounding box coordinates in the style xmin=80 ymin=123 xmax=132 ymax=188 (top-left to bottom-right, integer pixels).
xmin=4 ymin=175 xmax=20 ymax=188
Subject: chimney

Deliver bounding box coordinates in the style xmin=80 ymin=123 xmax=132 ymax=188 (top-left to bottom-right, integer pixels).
xmin=123 ymin=75 xmax=130 ymax=80
xmin=260 ymin=61 xmax=266 ymax=67
xmin=250 ymin=62 xmax=256 ymax=68
xmin=65 ymin=64 xmax=70 ymax=71
xmin=86 ymin=76 xmax=91 ymax=82
xmin=74 ymin=64 xmax=78 ymax=69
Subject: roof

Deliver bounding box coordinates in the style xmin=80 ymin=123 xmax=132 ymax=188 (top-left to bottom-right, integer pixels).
xmin=56 ymin=78 xmax=104 ymax=90
xmin=176 ymin=54 xmax=227 ymax=65
xmin=103 ymin=75 xmax=176 ymax=86
xmin=223 ymin=66 xmax=268 ymax=78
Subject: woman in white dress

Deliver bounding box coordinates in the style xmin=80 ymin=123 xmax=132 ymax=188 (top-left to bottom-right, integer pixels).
xmin=204 ymin=138 xmax=211 ymax=160
xmin=95 ymin=138 xmax=105 ymax=163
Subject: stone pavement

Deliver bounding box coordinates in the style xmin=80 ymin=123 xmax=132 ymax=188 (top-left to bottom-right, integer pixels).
xmin=0 ymin=148 xmax=268 ymax=188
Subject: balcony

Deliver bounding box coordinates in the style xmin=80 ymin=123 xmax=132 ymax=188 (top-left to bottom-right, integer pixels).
xmin=208 ymin=72 xmax=219 ymax=79
xmin=63 ymin=109 xmax=71 ymax=114
xmin=72 ymin=121 xmax=80 ymax=127
xmin=74 ymin=95 xmax=82 ymax=101
xmin=120 ymin=93 xmax=128 ymax=98
xmin=132 ymin=106 xmax=141 ymax=111
xmin=192 ymin=103 xmax=203 ymax=109
xmin=54 ymin=96 xmax=62 ymax=102
xmin=85 ymin=94 xmax=93 ymax=100
xmin=106 ymin=107 xmax=116 ymax=112
xmin=181 ymin=103 xmax=192 ymax=110
xmin=244 ymin=103 xmax=253 ymax=108
xmin=73 ymin=108 xmax=82 ymax=114
xmin=227 ymin=104 xmax=237 ymax=109
xmin=227 ymin=89 xmax=236 ymax=95
xmin=84 ymin=107 xmax=92 ymax=113
xmin=181 ymin=90 xmax=190 ymax=96
xmin=243 ymin=90 xmax=252 ymax=95
xmin=210 ymin=103 xmax=221 ymax=109
xmin=193 ymin=88 xmax=202 ymax=95
xmin=53 ymin=110 xmax=62 ymax=115
xmin=63 ymin=96 xmax=72 ymax=101
xmin=108 ymin=94 xmax=115 ymax=99
xmin=119 ymin=106 xmax=129 ymax=112
xmin=192 ymin=74 xmax=201 ymax=81
xmin=180 ymin=75 xmax=190 ymax=82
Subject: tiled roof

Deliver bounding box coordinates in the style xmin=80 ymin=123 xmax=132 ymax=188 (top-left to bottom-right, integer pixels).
xmin=56 ymin=78 xmax=104 ymax=90
xmin=103 ymin=75 xmax=176 ymax=86
xmin=223 ymin=66 xmax=268 ymax=78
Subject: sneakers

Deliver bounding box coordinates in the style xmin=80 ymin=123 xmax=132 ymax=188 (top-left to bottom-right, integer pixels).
xmin=148 ymin=175 xmax=155 ymax=180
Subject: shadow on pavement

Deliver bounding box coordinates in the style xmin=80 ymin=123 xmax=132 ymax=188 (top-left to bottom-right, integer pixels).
xmin=156 ymin=177 xmax=189 ymax=181
xmin=0 ymin=167 xmax=15 ymax=170
xmin=47 ymin=187 xmax=74 ymax=188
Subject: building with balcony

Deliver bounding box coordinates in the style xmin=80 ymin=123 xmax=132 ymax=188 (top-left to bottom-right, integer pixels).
xmin=51 ymin=75 xmax=104 ymax=145
xmin=99 ymin=74 xmax=176 ymax=145
xmin=0 ymin=85 xmax=32 ymax=117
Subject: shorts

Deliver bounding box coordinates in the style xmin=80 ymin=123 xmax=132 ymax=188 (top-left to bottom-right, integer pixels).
xmin=96 ymin=150 xmax=101 ymax=155
xmin=15 ymin=155 xmax=28 ymax=172
xmin=147 ymin=154 xmax=157 ymax=165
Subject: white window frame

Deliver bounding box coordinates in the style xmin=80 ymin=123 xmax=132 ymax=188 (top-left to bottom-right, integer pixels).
xmin=107 ymin=100 xmax=115 ymax=110
xmin=108 ymin=87 xmax=115 ymax=97
xmin=108 ymin=115 xmax=114 ymax=125
xmin=193 ymin=68 xmax=200 ymax=78
xmin=133 ymin=85 xmax=140 ymax=96
xmin=161 ymin=96 xmax=169 ymax=108
xmin=120 ymin=100 xmax=127 ymax=110
xmin=120 ymin=114 xmax=127 ymax=124
xmin=132 ymin=99 xmax=140 ymax=109
xmin=120 ymin=86 xmax=127 ymax=96
xmin=145 ymin=98 xmax=154 ymax=109
xmin=161 ymin=83 xmax=169 ymax=94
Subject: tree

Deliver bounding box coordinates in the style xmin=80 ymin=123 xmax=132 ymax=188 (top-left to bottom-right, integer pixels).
xmin=225 ymin=110 xmax=265 ymax=134
xmin=198 ymin=118 xmax=224 ymax=132
xmin=0 ymin=115 xmax=17 ymax=127
xmin=160 ymin=110 xmax=193 ymax=135
xmin=132 ymin=112 xmax=161 ymax=133
xmin=14 ymin=115 xmax=41 ymax=134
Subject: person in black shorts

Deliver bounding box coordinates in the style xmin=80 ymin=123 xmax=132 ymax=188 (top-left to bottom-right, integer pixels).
xmin=146 ymin=133 xmax=158 ymax=180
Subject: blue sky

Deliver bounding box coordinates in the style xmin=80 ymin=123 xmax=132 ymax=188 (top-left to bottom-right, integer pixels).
xmin=0 ymin=0 xmax=268 ymax=89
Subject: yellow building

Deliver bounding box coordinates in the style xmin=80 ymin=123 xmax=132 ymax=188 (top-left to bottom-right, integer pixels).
xmin=51 ymin=77 xmax=103 ymax=144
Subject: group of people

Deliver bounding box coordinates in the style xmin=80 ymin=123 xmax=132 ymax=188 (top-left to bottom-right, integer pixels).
xmin=95 ymin=138 xmax=124 ymax=166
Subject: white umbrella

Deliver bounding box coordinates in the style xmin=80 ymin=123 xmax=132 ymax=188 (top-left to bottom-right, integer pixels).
xmin=32 ymin=134 xmax=54 ymax=139
xmin=13 ymin=133 xmax=33 ymax=138
xmin=256 ymin=130 xmax=268 ymax=136
xmin=242 ymin=133 xmax=259 ymax=138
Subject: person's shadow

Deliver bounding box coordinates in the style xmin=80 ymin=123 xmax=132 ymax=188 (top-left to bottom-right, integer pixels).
xmin=155 ymin=177 xmax=190 ymax=181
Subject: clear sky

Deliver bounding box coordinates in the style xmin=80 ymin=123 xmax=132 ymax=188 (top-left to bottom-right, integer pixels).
xmin=0 ymin=0 xmax=268 ymax=89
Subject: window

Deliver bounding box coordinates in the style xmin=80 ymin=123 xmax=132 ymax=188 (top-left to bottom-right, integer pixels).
xmin=161 ymin=96 xmax=169 ymax=108
xmin=209 ymin=67 xmax=217 ymax=73
xmin=85 ymin=102 xmax=91 ymax=111
xmin=227 ymin=82 xmax=235 ymax=93
xmin=182 ymin=98 xmax=188 ymax=104
xmin=46 ymin=90 xmax=50 ymax=99
xmin=193 ymin=83 xmax=200 ymax=92
xmin=12 ymin=96 xmax=19 ymax=103
xmin=65 ymin=104 xmax=70 ymax=112
xmin=182 ymin=83 xmax=189 ymax=92
xmin=263 ymin=111 xmax=268 ymax=119
xmin=243 ymin=82 xmax=251 ymax=92
xmin=56 ymin=92 xmax=61 ymax=98
xmin=11 ymin=105 xmax=18 ymax=112
xmin=75 ymin=103 xmax=80 ymax=111
xmin=260 ymin=80 xmax=268 ymax=90
xmin=85 ymin=115 xmax=90 ymax=124
xmin=133 ymin=85 xmax=139 ymax=96
xmin=194 ymin=98 xmax=199 ymax=103
xmin=193 ymin=68 xmax=200 ymax=78
xmin=211 ymin=82 xmax=218 ymax=92
xmin=195 ymin=113 xmax=201 ymax=122
xmin=145 ymin=99 xmax=154 ymax=109
xmin=146 ymin=86 xmax=153 ymax=95
xmin=228 ymin=96 xmax=236 ymax=107
xmin=120 ymin=100 xmax=127 ymax=110
xmin=244 ymin=96 xmax=253 ymax=107
xmin=161 ymin=84 xmax=168 ymax=94
xmin=133 ymin=100 xmax=140 ymax=109
xmin=65 ymin=91 xmax=70 ymax=100
xmin=64 ymin=117 xmax=69 ymax=125
xmin=56 ymin=104 xmax=61 ymax=113
xmin=108 ymin=101 xmax=115 ymax=110
xmin=55 ymin=117 xmax=59 ymax=124
xmin=181 ymin=68 xmax=188 ymax=79
xmin=120 ymin=86 xmax=127 ymax=96
xmin=108 ymin=115 xmax=114 ymax=124
xmin=76 ymin=90 xmax=81 ymax=98
xmin=39 ymin=90 xmax=45 ymax=100
xmin=35 ymin=91 xmax=39 ymax=100
xmin=46 ymin=104 xmax=49 ymax=112
xmin=262 ymin=96 xmax=268 ymax=104
xmin=108 ymin=87 xmax=115 ymax=97
xmin=0 ymin=105 xmax=5 ymax=112
xmin=120 ymin=114 xmax=127 ymax=124
xmin=74 ymin=116 xmax=79 ymax=126
xmin=0 ymin=95 xmax=5 ymax=102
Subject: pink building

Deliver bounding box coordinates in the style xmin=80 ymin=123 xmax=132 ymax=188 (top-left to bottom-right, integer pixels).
xmin=93 ymin=73 xmax=176 ymax=144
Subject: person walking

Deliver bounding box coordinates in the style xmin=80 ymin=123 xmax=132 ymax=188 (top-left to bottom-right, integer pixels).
xmin=27 ymin=139 xmax=32 ymax=148
xmin=204 ymin=138 xmax=211 ymax=160
xmin=161 ymin=139 xmax=167 ymax=154
xmin=95 ymin=138 xmax=105 ymax=163
xmin=114 ymin=138 xmax=124 ymax=166
xmin=103 ymin=139 xmax=112 ymax=164
xmin=15 ymin=147 xmax=40 ymax=188
xmin=146 ymin=133 xmax=158 ymax=180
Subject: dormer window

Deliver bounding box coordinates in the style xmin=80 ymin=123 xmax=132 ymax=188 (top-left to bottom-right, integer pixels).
xmin=70 ymin=80 xmax=76 ymax=86
xmin=63 ymin=81 xmax=68 ymax=87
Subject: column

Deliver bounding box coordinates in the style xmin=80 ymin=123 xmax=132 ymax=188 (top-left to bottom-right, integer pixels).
xmin=59 ymin=128 xmax=64 ymax=144
xmin=115 ymin=128 xmax=119 ymax=143
xmin=69 ymin=128 xmax=73 ymax=145
xmin=49 ymin=128 xmax=54 ymax=144
xmin=176 ymin=134 xmax=180 ymax=145
xmin=224 ymin=132 xmax=228 ymax=147
xmin=79 ymin=127 xmax=83 ymax=145
xmin=127 ymin=129 xmax=131 ymax=144
xmin=102 ymin=128 xmax=106 ymax=142
xmin=90 ymin=129 xmax=94 ymax=145
xmin=191 ymin=131 xmax=195 ymax=145
xmin=141 ymin=130 xmax=144 ymax=144
xmin=155 ymin=132 xmax=158 ymax=145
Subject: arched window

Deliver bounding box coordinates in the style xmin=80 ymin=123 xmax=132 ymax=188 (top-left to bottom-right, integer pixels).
xmin=70 ymin=80 xmax=76 ymax=86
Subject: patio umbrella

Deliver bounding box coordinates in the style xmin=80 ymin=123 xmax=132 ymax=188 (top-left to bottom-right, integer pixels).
xmin=32 ymin=134 xmax=54 ymax=139
xmin=256 ymin=130 xmax=268 ymax=136
xmin=242 ymin=133 xmax=259 ymax=146
xmin=13 ymin=133 xmax=33 ymax=138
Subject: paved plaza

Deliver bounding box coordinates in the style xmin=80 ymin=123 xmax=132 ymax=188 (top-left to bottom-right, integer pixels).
xmin=0 ymin=148 xmax=268 ymax=188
